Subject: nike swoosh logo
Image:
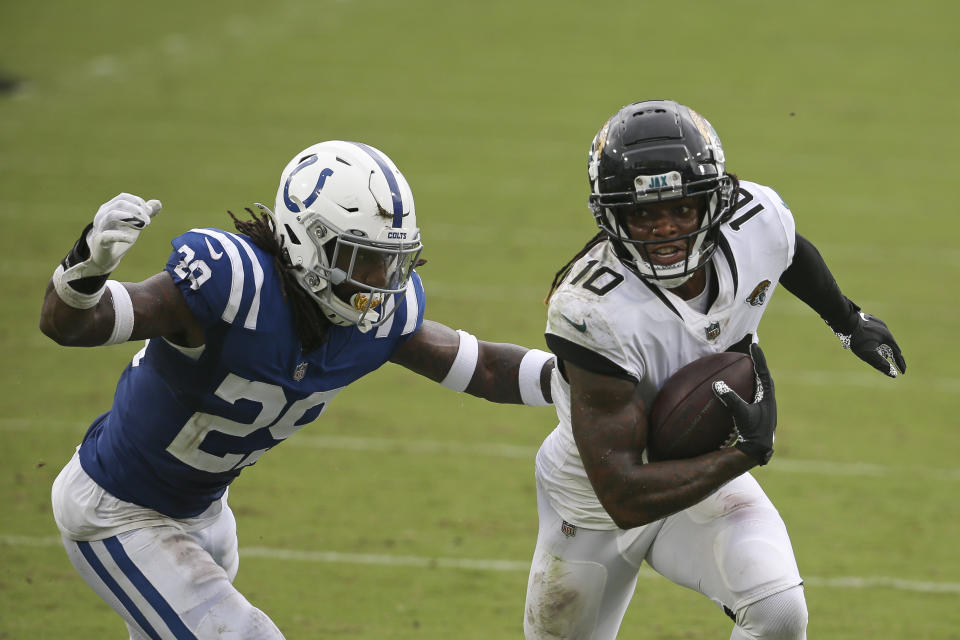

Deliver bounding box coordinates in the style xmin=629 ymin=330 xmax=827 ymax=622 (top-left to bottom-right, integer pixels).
xmin=122 ymin=217 xmax=145 ymax=229
xmin=204 ymin=237 xmax=224 ymax=260
xmin=560 ymin=314 xmax=587 ymax=333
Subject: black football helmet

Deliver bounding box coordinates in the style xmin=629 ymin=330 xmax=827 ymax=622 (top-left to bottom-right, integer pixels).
xmin=588 ymin=100 xmax=736 ymax=288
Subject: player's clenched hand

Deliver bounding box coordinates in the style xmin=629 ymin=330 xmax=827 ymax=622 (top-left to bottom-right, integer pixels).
xmin=837 ymin=312 xmax=906 ymax=378
xmin=712 ymin=343 xmax=777 ymax=465
xmin=53 ymin=193 xmax=162 ymax=308
xmin=85 ymin=193 xmax=162 ymax=275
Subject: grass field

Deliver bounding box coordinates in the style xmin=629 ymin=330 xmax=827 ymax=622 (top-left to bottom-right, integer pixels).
xmin=2 ymin=0 xmax=959 ymax=637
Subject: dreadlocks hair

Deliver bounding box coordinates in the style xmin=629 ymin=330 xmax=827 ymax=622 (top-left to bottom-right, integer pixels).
xmin=229 ymin=207 xmax=330 ymax=352
xmin=544 ymin=230 xmax=608 ymax=305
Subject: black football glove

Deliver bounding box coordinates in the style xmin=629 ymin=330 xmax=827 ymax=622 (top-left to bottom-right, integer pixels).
xmin=712 ymin=343 xmax=777 ymax=465
xmin=835 ymin=312 xmax=906 ymax=378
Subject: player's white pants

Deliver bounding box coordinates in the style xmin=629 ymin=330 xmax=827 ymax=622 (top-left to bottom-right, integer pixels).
xmin=523 ymin=473 xmax=804 ymax=639
xmin=53 ymin=453 xmax=284 ymax=639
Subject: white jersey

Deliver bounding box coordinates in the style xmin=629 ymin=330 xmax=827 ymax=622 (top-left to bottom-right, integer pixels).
xmin=537 ymin=181 xmax=797 ymax=529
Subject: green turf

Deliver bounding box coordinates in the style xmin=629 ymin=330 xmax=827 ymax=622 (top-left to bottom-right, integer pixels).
xmin=2 ymin=0 xmax=959 ymax=637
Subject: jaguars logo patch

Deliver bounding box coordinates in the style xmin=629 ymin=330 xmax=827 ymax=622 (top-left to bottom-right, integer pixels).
xmin=745 ymin=280 xmax=771 ymax=307
xmin=594 ymin=118 xmax=611 ymax=157
xmin=688 ymin=108 xmax=725 ymax=163
xmin=588 ymin=118 xmax=613 ymax=184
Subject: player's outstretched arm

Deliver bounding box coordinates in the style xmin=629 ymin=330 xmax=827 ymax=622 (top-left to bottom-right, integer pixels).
xmin=779 ymin=233 xmax=905 ymax=377
xmin=39 ymin=193 xmax=203 ymax=348
xmin=389 ymin=320 xmax=555 ymax=405
xmin=40 ymin=273 xmax=203 ymax=347
xmin=567 ymin=361 xmax=757 ymax=529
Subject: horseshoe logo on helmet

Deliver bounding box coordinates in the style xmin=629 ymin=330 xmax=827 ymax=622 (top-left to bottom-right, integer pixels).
xmin=282 ymin=155 xmax=334 ymax=212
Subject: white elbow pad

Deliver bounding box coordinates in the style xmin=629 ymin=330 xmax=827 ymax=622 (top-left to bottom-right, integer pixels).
xmin=104 ymin=280 xmax=134 ymax=345
xmin=440 ymin=330 xmax=479 ymax=392
xmin=519 ymin=349 xmax=554 ymax=406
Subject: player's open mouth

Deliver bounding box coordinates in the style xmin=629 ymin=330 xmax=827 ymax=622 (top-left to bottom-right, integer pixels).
xmin=646 ymin=243 xmax=687 ymax=265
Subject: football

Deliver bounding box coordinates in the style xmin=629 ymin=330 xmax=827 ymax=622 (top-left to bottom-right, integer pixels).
xmin=646 ymin=352 xmax=756 ymax=461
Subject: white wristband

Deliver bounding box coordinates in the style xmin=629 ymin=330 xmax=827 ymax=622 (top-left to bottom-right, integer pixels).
xmin=52 ymin=264 xmax=105 ymax=309
xmin=519 ymin=349 xmax=554 ymax=406
xmin=440 ymin=330 xmax=479 ymax=392
xmin=104 ymin=281 xmax=134 ymax=345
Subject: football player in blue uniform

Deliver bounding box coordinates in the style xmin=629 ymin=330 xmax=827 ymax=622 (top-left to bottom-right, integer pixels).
xmin=41 ymin=140 xmax=556 ymax=639
xmin=523 ymin=101 xmax=906 ymax=639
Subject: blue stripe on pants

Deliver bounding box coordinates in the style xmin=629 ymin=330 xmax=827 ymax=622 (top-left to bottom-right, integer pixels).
xmin=101 ymin=536 xmax=198 ymax=639
xmin=76 ymin=540 xmax=163 ymax=640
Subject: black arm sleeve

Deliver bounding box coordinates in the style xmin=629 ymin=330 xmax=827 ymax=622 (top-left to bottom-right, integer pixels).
xmin=779 ymin=233 xmax=860 ymax=334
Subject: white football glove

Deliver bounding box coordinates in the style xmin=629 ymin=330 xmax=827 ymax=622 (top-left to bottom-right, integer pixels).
xmin=86 ymin=193 xmax=162 ymax=273
xmin=53 ymin=193 xmax=162 ymax=308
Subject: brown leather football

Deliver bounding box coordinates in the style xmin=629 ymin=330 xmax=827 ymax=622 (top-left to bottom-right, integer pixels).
xmin=647 ymin=352 xmax=756 ymax=461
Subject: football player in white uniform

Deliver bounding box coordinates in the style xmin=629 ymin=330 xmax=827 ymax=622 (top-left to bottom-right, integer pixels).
xmin=40 ymin=140 xmax=556 ymax=639
xmin=523 ymin=101 xmax=905 ymax=639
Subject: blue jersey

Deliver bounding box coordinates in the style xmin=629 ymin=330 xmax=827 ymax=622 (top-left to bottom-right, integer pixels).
xmin=78 ymin=228 xmax=425 ymax=518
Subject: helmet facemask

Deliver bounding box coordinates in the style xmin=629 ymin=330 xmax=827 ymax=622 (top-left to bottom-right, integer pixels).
xmin=295 ymin=207 xmax=422 ymax=331
xmin=591 ymin=175 xmax=735 ymax=288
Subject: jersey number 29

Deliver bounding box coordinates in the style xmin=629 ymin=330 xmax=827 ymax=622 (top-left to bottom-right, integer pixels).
xmin=166 ymin=373 xmax=337 ymax=473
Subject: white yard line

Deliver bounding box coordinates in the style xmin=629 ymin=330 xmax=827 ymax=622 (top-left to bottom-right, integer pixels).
xmin=289 ymin=435 xmax=960 ymax=481
xmin=4 ymin=419 xmax=959 ymax=481
xmin=293 ymin=435 xmax=535 ymax=459
xmin=4 ymin=534 xmax=957 ymax=594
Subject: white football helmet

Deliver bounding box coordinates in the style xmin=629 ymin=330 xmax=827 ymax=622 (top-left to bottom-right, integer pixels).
xmin=260 ymin=140 xmax=422 ymax=332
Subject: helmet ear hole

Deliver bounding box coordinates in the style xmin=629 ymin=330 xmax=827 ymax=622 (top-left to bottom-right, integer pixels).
xmin=284 ymin=224 xmax=302 ymax=245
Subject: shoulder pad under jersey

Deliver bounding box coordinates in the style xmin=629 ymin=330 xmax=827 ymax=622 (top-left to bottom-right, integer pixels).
xmin=165 ymin=229 xmax=267 ymax=329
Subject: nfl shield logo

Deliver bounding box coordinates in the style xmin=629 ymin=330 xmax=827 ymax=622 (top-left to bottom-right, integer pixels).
xmin=293 ymin=362 xmax=308 ymax=381
xmin=560 ymin=520 xmax=577 ymax=538
xmin=704 ymin=322 xmax=722 ymax=341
